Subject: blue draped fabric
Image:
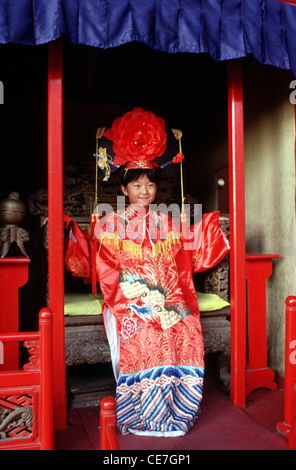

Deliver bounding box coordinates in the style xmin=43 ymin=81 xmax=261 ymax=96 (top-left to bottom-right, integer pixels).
xmin=0 ymin=0 xmax=295 ymax=76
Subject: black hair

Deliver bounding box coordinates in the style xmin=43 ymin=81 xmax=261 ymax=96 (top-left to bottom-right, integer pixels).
xmin=120 ymin=168 xmax=159 ymax=188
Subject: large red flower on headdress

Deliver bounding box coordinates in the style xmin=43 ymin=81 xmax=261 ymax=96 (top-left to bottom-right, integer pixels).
xmin=104 ymin=107 xmax=167 ymax=166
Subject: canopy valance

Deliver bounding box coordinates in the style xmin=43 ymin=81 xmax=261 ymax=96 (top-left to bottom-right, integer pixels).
xmin=0 ymin=0 xmax=296 ymax=75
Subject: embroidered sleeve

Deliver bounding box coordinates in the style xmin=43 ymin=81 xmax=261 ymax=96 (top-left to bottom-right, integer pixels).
xmin=190 ymin=212 xmax=230 ymax=273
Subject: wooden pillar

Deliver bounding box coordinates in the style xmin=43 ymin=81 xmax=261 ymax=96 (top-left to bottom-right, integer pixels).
xmin=48 ymin=38 xmax=66 ymax=430
xmin=277 ymin=296 xmax=296 ymax=438
xmin=39 ymin=307 xmax=54 ymax=450
xmin=228 ymin=59 xmax=246 ymax=407
xmin=100 ymin=397 xmax=120 ymax=450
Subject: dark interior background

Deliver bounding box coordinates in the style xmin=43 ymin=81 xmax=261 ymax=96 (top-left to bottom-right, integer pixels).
xmin=0 ymin=38 xmax=229 ymax=203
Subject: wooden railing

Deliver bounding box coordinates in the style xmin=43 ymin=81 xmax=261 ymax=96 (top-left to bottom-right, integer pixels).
xmin=0 ymin=308 xmax=54 ymax=450
xmin=277 ymin=297 xmax=296 ymax=449
xmin=100 ymin=397 xmax=120 ymax=450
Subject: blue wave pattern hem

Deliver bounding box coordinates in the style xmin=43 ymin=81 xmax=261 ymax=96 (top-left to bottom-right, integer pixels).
xmin=116 ymin=365 xmax=204 ymax=436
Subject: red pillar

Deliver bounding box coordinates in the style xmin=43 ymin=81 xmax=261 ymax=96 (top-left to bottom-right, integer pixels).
xmin=48 ymin=38 xmax=66 ymax=430
xmin=228 ymin=60 xmax=246 ymax=407
xmin=277 ymin=296 xmax=296 ymax=438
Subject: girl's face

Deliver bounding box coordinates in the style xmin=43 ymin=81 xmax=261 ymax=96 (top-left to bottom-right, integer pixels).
xmin=121 ymin=174 xmax=157 ymax=207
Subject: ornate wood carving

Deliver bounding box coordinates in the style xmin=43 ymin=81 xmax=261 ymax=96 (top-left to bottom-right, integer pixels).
xmin=204 ymin=256 xmax=230 ymax=302
xmin=0 ymin=225 xmax=29 ymax=258
xmin=65 ymin=323 xmax=111 ymax=366
xmin=23 ymin=340 xmax=40 ymax=371
xmin=0 ymin=394 xmax=34 ymax=440
xmin=201 ymin=308 xmax=231 ymax=394
xmin=28 ymin=162 xmax=182 ymax=218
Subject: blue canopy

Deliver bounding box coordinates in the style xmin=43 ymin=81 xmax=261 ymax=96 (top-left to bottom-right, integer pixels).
xmin=1 ymin=0 xmax=296 ymax=76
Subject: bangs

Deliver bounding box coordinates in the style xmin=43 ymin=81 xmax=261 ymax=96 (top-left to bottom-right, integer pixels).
xmin=120 ymin=168 xmax=159 ymax=187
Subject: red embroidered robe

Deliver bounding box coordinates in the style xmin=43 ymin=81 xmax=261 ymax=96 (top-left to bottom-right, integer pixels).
xmin=94 ymin=207 xmax=229 ymax=436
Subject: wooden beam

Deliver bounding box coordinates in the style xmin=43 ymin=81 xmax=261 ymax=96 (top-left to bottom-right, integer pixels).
xmin=228 ymin=59 xmax=247 ymax=407
xmin=48 ymin=38 xmax=66 ymax=430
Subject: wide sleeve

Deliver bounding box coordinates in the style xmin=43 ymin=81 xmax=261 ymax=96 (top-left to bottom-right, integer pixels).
xmin=190 ymin=212 xmax=230 ymax=273
xmin=93 ymin=211 xmax=122 ymax=307
xmin=94 ymin=211 xmax=122 ymax=271
xmin=63 ymin=214 xmax=92 ymax=279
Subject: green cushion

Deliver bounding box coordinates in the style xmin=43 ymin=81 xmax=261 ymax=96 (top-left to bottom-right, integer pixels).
xmin=64 ymin=292 xmax=104 ymax=316
xmin=196 ymin=291 xmax=230 ymax=311
xmin=64 ymin=291 xmax=230 ymax=316
xmin=196 ymin=292 xmax=230 ymax=312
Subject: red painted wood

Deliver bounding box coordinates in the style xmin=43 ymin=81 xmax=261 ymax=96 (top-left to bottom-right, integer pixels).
xmin=0 ymin=258 xmax=30 ymax=371
xmin=0 ymin=443 xmax=41 ymax=450
xmin=48 ymin=38 xmax=67 ymax=430
xmin=100 ymin=397 xmax=120 ymax=450
xmin=277 ymin=296 xmax=296 ymax=439
xmin=0 ymin=332 xmax=39 ymax=342
xmin=246 ymin=254 xmax=278 ymax=369
xmin=289 ymin=379 xmax=296 ymax=449
xmin=39 ymin=308 xmax=54 ymax=450
xmin=289 ymin=45 xmax=296 ymax=452
xmin=227 ymin=60 xmax=246 ymax=407
xmin=245 ymin=253 xmax=279 ymax=394
xmin=0 ymin=370 xmax=40 ymax=387
xmin=0 ymin=308 xmax=54 ymax=449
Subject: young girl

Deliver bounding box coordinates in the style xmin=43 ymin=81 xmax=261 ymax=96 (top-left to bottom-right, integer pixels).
xmin=95 ymin=114 xmax=229 ymax=437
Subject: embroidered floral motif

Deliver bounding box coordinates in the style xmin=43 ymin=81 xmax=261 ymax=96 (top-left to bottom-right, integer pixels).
xmin=121 ymin=317 xmax=137 ymax=339
xmin=67 ymin=257 xmax=88 ymax=277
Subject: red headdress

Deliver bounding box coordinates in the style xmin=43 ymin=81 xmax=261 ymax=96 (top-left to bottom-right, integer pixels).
xmin=95 ymin=107 xmax=185 ymax=211
xmin=103 ymin=107 xmax=167 ymax=169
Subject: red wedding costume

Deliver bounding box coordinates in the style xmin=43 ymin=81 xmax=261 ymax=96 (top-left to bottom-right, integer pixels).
xmin=94 ymin=206 xmax=229 ymax=436
xmin=64 ymin=106 xmax=230 ymax=436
